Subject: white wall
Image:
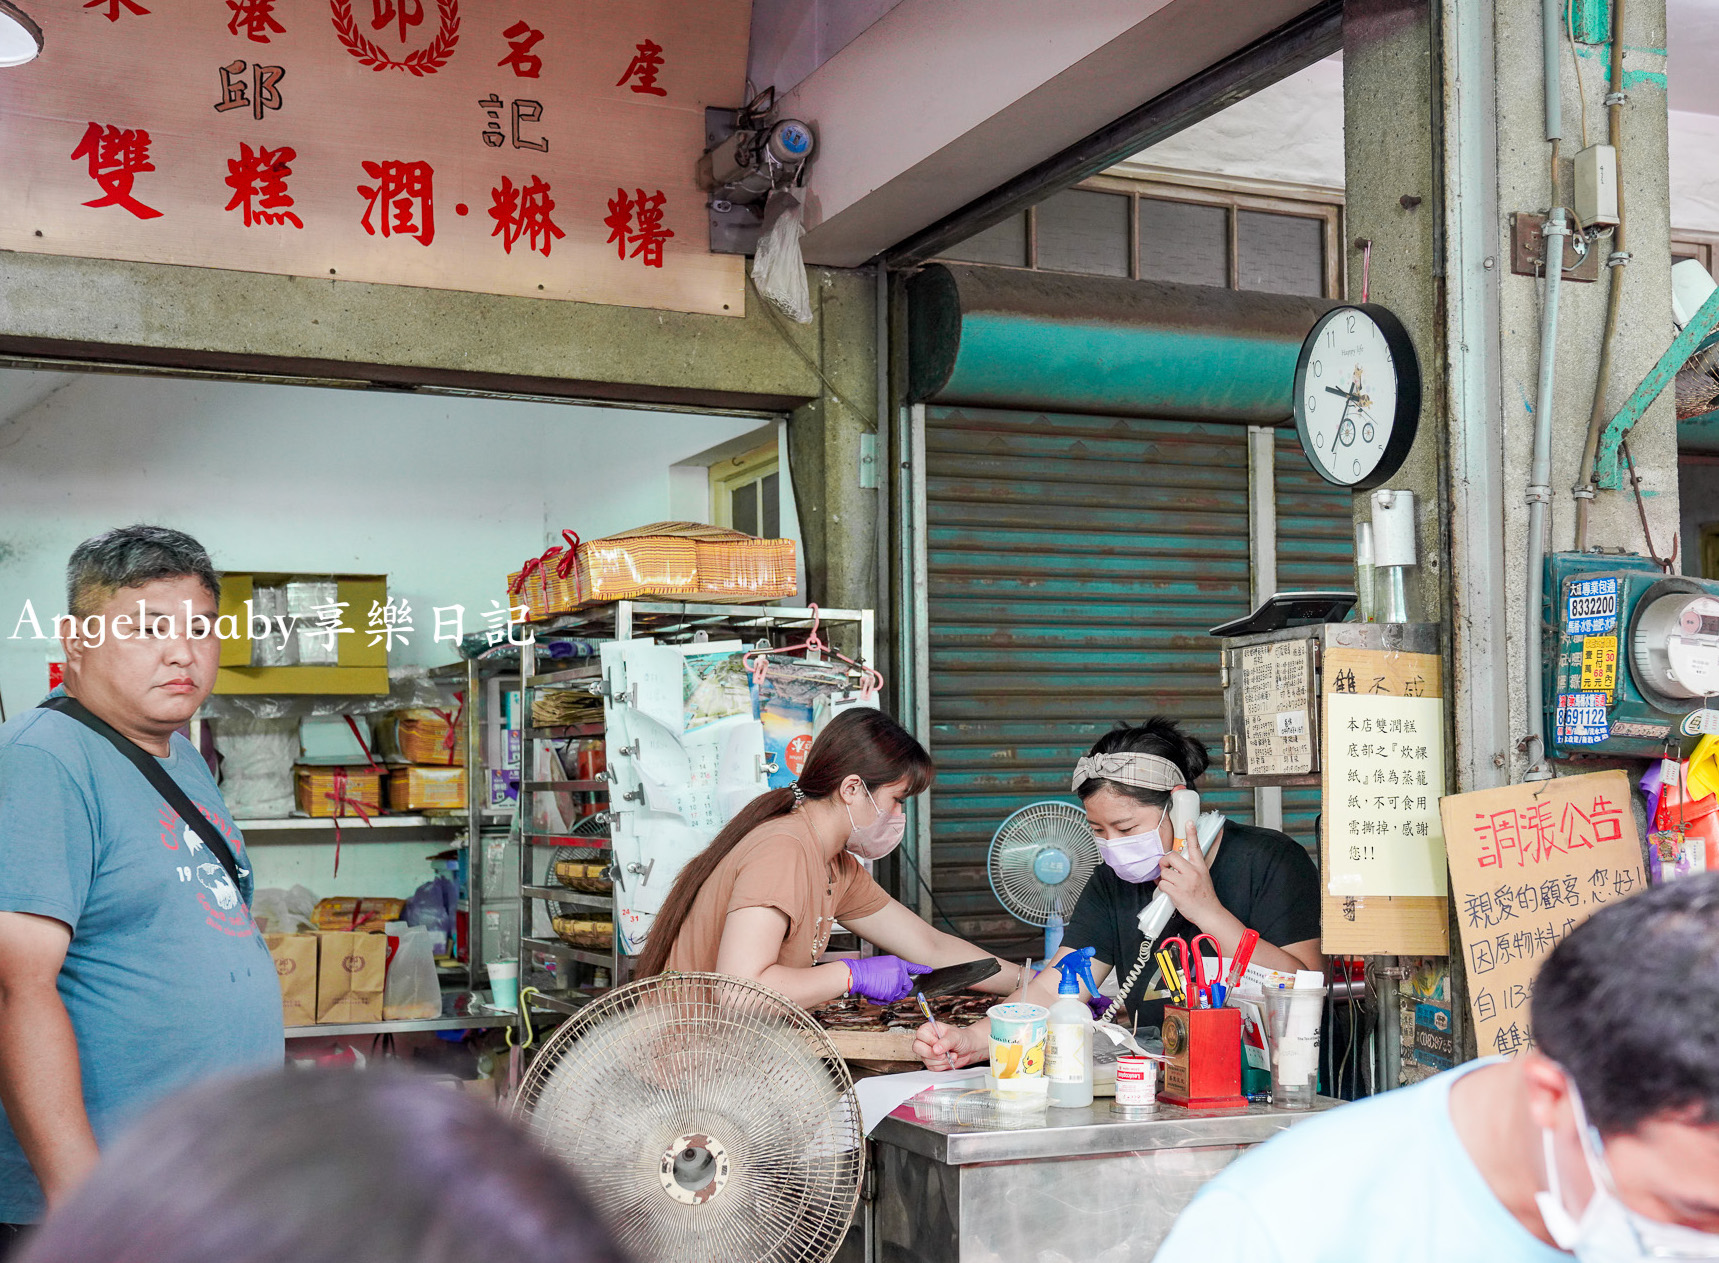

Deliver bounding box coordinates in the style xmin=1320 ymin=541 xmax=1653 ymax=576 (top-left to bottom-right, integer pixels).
xmin=0 ymin=368 xmax=772 ymax=901
xmin=1124 ymin=55 xmax=1719 ymax=239
xmin=0 ymin=369 xmax=767 ymax=714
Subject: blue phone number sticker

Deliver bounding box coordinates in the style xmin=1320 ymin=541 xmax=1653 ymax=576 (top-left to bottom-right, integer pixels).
xmin=1556 ymin=692 xmax=1610 ymax=745
xmin=1566 ymin=577 xmax=1619 ymax=636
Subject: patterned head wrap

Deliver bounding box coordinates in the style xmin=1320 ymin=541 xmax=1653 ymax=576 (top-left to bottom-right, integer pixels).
xmin=1070 ymin=751 xmax=1186 ymax=794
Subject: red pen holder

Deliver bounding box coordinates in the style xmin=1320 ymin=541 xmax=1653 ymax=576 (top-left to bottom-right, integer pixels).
xmin=1158 ymin=1004 xmax=1247 ymax=1109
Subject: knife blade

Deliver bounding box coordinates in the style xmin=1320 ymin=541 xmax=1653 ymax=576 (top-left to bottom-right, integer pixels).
xmin=915 ymin=957 xmax=1001 ymax=998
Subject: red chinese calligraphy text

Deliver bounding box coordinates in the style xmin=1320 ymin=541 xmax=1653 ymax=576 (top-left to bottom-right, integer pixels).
xmin=357 ymin=159 xmax=435 ymax=245
xmin=616 ymin=38 xmax=665 ymax=96
xmin=499 ymin=20 xmax=543 ymax=77
xmin=224 ymin=143 xmax=303 ymax=228
xmin=489 ymin=175 xmax=565 ymax=257
xmin=70 ymin=122 xmax=163 ymax=220
xmin=371 ymin=0 xmax=423 ymax=44
xmin=604 ymin=187 xmax=672 ymax=267
xmin=226 ymin=0 xmax=284 ymax=42
xmin=84 ymin=0 xmax=149 ymax=21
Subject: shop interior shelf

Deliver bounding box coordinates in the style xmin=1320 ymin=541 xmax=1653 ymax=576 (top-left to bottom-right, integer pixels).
xmin=526 ymin=664 xmax=602 ymax=687
xmin=283 ymin=1012 xmax=515 ymax=1039
xmin=521 ymin=884 xmax=611 ymax=910
xmin=524 ymin=832 xmax=611 ymax=847
xmin=238 ymin=815 xmax=481 ymax=843
xmin=526 ymin=723 xmax=605 ymax=739
xmin=531 ymin=601 xmax=864 ymax=644
xmin=525 ymin=990 xmax=600 ymax=1017
xmin=523 ymin=779 xmax=610 ymax=793
xmin=523 ymin=936 xmax=612 ymax=969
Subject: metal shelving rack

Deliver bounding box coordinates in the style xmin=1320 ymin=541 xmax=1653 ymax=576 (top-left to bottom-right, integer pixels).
xmin=514 ymin=600 xmax=875 ymax=1028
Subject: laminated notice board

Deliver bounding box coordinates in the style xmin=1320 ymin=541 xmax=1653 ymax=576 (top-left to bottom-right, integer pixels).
xmin=1320 ymin=643 xmax=1449 ymax=955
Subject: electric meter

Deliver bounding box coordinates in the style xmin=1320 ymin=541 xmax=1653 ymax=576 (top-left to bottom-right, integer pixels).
xmin=1632 ymin=583 xmax=1719 ymax=705
xmin=1545 ymin=556 xmax=1719 ymax=758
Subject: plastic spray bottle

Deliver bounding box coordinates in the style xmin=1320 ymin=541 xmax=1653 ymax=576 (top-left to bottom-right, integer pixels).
xmin=1046 ymin=946 xmax=1099 ymax=1108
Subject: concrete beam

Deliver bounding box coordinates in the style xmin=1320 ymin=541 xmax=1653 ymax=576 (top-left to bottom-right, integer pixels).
xmin=781 ymin=0 xmax=1317 ymax=267
xmin=0 ymin=251 xmax=825 ymax=411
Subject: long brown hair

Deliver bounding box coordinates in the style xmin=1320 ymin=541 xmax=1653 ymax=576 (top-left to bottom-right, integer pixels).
xmin=634 ymin=707 xmax=935 ymax=977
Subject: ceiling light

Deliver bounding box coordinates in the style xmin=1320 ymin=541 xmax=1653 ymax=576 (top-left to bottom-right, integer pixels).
xmin=0 ymin=1 xmax=42 ymax=68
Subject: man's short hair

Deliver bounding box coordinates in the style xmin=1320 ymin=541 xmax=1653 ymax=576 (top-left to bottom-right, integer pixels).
xmin=1533 ymin=871 xmax=1719 ymax=1134
xmin=67 ymin=525 xmax=220 ymax=617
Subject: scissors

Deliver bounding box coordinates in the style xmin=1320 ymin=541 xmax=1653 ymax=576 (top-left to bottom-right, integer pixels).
xmin=1162 ymin=934 xmax=1224 ymax=1008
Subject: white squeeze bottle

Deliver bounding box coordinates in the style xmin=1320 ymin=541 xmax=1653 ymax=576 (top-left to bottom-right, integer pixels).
xmin=1046 ymin=946 xmax=1098 ymax=1108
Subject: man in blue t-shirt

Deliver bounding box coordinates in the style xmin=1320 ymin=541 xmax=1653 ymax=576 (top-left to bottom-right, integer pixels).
xmin=1155 ymin=873 xmax=1719 ymax=1262
xmin=0 ymin=526 xmax=284 ymax=1240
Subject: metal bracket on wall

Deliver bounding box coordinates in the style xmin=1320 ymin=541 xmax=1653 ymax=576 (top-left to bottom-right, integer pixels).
xmin=1509 ymin=212 xmax=1599 ymax=282
xmin=1593 ymin=286 xmax=1719 ymax=488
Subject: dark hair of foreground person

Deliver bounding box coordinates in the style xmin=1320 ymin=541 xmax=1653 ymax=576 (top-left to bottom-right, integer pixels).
xmin=17 ymin=1068 xmax=632 ymax=1263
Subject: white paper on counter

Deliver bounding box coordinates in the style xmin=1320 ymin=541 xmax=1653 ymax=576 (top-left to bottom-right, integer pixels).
xmin=854 ymin=1067 xmax=986 ymax=1136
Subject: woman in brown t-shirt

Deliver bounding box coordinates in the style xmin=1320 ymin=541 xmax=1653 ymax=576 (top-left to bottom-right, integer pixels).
xmin=635 ymin=709 xmax=1022 ymax=1008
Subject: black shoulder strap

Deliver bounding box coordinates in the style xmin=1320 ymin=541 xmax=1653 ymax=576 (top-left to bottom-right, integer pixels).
xmin=38 ymin=695 xmax=244 ymax=895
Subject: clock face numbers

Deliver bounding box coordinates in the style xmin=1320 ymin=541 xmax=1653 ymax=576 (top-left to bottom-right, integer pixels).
xmin=1300 ymin=309 xmax=1398 ymax=486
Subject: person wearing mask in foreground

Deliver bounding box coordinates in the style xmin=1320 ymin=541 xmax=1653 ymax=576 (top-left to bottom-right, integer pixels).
xmin=916 ymin=718 xmax=1321 ymax=1068
xmin=0 ymin=526 xmax=284 ymax=1250
xmin=1154 ymin=871 xmax=1719 ymax=1263
xmin=635 ymin=708 xmax=1024 ymax=1006
xmin=16 ymin=1068 xmax=631 ymax=1263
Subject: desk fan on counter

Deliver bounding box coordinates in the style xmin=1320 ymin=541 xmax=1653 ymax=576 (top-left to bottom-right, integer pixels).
xmin=987 ymin=800 xmax=1100 ymax=961
xmin=513 ymin=971 xmax=863 ymax=1263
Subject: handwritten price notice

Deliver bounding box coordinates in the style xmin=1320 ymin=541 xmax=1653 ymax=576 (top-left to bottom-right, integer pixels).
xmin=1440 ymin=770 xmax=1647 ymax=1058
xmin=0 ymin=0 xmax=748 ymax=313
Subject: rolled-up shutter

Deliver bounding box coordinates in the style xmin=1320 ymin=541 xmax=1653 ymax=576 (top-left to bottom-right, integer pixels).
xmin=1273 ymin=430 xmax=1358 ymax=849
xmin=923 ymin=404 xmax=1258 ymax=957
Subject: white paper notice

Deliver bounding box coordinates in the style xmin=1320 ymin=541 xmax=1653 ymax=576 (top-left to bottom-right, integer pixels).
xmin=1324 ymin=692 xmax=1448 ymax=897
xmin=853 ymin=1067 xmax=987 ymax=1136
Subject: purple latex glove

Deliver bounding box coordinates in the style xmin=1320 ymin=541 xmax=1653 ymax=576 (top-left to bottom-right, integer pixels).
xmin=847 ymin=955 xmax=932 ymax=1004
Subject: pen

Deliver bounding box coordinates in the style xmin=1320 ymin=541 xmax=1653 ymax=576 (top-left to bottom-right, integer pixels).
xmin=917 ymin=991 xmax=952 ymax=1072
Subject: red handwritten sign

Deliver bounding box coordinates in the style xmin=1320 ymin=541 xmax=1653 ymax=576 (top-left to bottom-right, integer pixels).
xmin=1440 ymin=770 xmax=1646 ymax=1058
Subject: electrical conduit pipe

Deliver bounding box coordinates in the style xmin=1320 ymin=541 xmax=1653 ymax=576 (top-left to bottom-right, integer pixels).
xmin=1525 ymin=0 xmax=1567 ymax=782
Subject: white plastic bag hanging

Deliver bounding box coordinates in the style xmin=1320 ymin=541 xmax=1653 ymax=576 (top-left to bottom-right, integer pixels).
xmin=383 ymin=925 xmax=442 ymax=1021
xmin=751 ymin=191 xmax=812 ymax=323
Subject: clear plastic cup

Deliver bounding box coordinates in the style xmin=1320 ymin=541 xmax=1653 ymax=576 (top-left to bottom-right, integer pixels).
xmin=488 ymin=959 xmax=520 ymax=1013
xmin=1265 ymin=986 xmax=1326 ymax=1110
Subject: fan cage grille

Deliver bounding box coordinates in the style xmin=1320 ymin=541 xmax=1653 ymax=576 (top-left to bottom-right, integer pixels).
xmin=514 ymin=971 xmax=863 ymax=1263
xmin=987 ymin=800 xmax=1101 ymax=927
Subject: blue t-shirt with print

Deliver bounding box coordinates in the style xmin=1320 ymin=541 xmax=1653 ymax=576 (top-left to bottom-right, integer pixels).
xmin=0 ymin=702 xmax=285 ymax=1222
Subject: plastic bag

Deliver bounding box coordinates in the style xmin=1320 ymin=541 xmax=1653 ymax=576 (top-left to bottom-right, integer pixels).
xmin=383 ymin=925 xmax=442 ymax=1021
xmin=251 ymin=884 xmax=318 ymax=934
xmin=405 ymin=874 xmax=458 ymax=956
xmin=751 ymin=192 xmax=812 ymax=323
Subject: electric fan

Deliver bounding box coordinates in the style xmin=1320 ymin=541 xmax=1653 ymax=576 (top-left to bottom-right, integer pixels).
xmin=513 ymin=971 xmax=864 ymax=1263
xmin=987 ymin=800 xmax=1099 ymax=959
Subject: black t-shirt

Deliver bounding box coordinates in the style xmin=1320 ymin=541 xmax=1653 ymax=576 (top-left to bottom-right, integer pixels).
xmin=1065 ymin=820 xmax=1321 ymax=1030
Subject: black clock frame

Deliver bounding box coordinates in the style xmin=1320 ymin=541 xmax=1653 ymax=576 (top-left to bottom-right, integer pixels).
xmin=1291 ymin=302 xmax=1422 ymax=491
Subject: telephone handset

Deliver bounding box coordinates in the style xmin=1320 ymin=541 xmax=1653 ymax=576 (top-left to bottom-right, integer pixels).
xmin=1098 ymin=794 xmax=1222 ymax=1023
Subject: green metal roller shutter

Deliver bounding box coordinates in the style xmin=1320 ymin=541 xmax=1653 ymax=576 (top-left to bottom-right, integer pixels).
xmin=1274 ymin=430 xmax=1358 ymax=853
xmin=923 ymin=404 xmax=1259 ymax=958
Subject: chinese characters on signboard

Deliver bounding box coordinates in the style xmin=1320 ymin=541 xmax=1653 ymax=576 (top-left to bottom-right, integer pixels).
xmin=1237 ymin=638 xmax=1314 ymax=777
xmin=1439 ymin=770 xmax=1645 ymax=1059
xmin=1319 ymin=643 xmax=1448 ymax=955
xmin=0 ymin=0 xmax=748 ymax=314
xmin=1324 ymin=692 xmax=1448 ymax=897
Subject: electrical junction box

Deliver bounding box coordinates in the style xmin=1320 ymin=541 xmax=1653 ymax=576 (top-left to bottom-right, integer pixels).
xmin=1544 ymin=553 xmax=1719 ymax=758
xmin=1574 ymin=145 xmax=1620 ymax=229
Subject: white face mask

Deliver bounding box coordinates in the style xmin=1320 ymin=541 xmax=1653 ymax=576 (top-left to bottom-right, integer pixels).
xmin=1536 ymin=1080 xmax=1719 ymax=1262
xmin=1096 ymin=811 xmax=1168 ymax=884
xmin=845 ymin=783 xmax=905 ymax=860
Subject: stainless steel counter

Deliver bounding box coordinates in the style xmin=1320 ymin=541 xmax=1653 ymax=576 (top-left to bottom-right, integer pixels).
xmin=859 ymin=1090 xmax=1337 ymax=1263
